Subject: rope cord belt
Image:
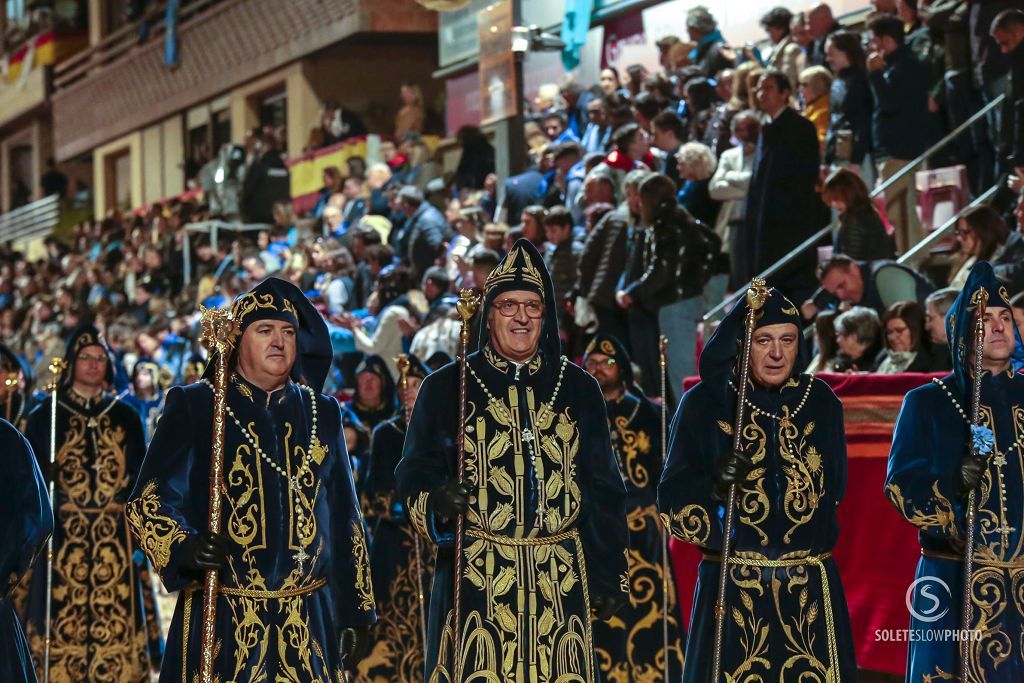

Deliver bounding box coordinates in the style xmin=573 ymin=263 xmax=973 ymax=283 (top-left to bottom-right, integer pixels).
xmin=465 ymin=526 xmax=578 ymax=546
xmin=922 ymin=548 xmax=1024 ymax=568
xmin=217 ymin=577 xmax=327 ymax=599
xmin=703 ymin=551 xmax=839 ymax=679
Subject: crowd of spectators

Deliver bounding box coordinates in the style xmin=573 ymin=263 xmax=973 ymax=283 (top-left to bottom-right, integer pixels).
xmin=2 ymin=2 xmax=1024 ymax=410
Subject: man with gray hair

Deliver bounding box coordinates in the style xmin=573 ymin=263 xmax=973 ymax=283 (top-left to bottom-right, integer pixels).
xmin=686 ymin=5 xmax=735 ymax=75
xmin=396 ymin=184 xmax=450 ymax=280
xmin=924 ymin=287 xmax=959 ymax=370
xmin=709 ymin=111 xmax=760 ymax=285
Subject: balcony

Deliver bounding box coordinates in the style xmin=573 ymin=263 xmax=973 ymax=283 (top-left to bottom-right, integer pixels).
xmin=50 ymin=0 xmax=436 ymax=162
xmin=0 ymin=28 xmax=89 ymax=129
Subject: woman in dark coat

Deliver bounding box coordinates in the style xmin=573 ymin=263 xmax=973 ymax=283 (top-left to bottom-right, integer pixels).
xmin=823 ymin=31 xmax=873 ymax=170
xmin=822 ymin=167 xmax=895 ymax=261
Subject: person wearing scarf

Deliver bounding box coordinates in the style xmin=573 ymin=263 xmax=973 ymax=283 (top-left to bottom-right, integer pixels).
xmin=659 ymin=287 xmax=857 ymax=681
xmin=886 ymin=261 xmax=1024 ymax=682
xmin=396 ymin=239 xmax=630 ymax=681
xmin=125 ymin=277 xmax=376 ymax=682
xmin=23 ymin=325 xmax=153 ymax=682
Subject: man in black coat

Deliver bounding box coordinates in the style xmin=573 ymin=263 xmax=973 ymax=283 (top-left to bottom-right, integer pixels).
xmin=396 ymin=185 xmax=450 ymax=281
xmin=867 ymin=14 xmax=931 ymax=254
xmin=501 ymin=166 xmax=543 ymax=226
xmin=736 ymin=70 xmax=827 ymax=303
xmin=991 ymin=9 xmax=1024 ymax=179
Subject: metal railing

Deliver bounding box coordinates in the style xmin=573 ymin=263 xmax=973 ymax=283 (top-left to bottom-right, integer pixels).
xmin=899 ymin=184 xmax=1001 ymax=265
xmin=703 ymin=92 xmax=1006 ymax=323
xmin=0 ymin=194 xmax=61 ymax=244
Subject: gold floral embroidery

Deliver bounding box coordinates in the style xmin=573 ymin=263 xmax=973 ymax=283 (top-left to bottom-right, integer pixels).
xmin=126 ymin=480 xmax=187 ymax=570
xmin=664 ymin=506 xmax=712 ymax=546
xmin=408 ymin=491 xmax=431 ymax=539
xmin=886 ymin=482 xmax=959 ymax=539
xmin=352 ymin=522 xmax=375 ymax=612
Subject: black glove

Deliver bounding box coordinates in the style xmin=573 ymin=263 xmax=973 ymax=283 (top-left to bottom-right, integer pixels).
xmin=714 ymin=449 xmax=755 ymax=500
xmin=591 ymin=594 xmax=625 ymax=621
xmin=340 ymin=624 xmax=372 ymax=672
xmin=428 ymin=480 xmax=470 ymax=519
xmin=180 ymin=531 xmax=230 ymax=575
xmin=958 ymin=455 xmax=986 ymax=494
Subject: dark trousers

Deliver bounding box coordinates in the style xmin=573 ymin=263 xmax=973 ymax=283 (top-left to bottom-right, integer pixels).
xmin=945 ymin=71 xmax=993 ymax=195
xmin=628 ymin=306 xmax=661 ymax=398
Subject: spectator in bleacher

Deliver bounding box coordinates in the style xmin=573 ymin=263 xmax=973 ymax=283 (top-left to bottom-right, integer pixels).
xmin=924 ymin=287 xmax=958 ymax=370
xmin=683 ymin=77 xmax=719 ymax=144
xmin=599 ymin=67 xmax=624 ymax=97
xmin=833 ymin=305 xmax=883 ymax=372
xmin=806 ymin=308 xmax=839 ymax=373
xmin=580 ymin=97 xmax=612 ymax=154
xmin=824 ymin=31 xmax=873 ymax=173
xmin=394 ymin=82 xmax=425 ymax=138
xmin=925 ymin=0 xmax=988 ymax=194
xmin=652 ymin=111 xmax=686 ymax=189
xmin=686 ymin=6 xmax=735 ymax=76
xmin=542 ymin=207 xmax=582 ymax=340
xmin=868 ymin=13 xmax=931 ymax=254
xmin=808 ymin=3 xmax=843 ymax=68
xmin=578 ymin=176 xmax=631 ymax=345
xmin=737 ymin=70 xmax=825 ymax=300
xmin=313 ymin=166 xmax=343 ymax=221
xmin=1012 ymin=291 xmax=1024 ymax=339
xmin=798 ymin=65 xmax=833 ymax=152
xmin=993 ymin=191 xmax=1024 ymax=295
xmin=991 ymin=9 xmax=1024 ymax=180
xmin=452 ymin=125 xmax=495 ymax=192
xmin=822 ymin=167 xmax=896 ymax=260
xmin=791 ymin=11 xmax=814 ymax=52
xmin=40 ymin=157 xmax=68 ymax=200
xmin=876 ymin=301 xmax=935 ymax=373
xmin=594 ymin=123 xmax=656 ymax=200
xmin=973 ymin=0 xmax=1017 ymax=181
xmin=675 ymin=142 xmax=720 ymax=226
xmin=762 ymin=7 xmax=806 ymax=93
xmin=395 ymin=185 xmax=448 ymax=281
xmin=947 ymin=205 xmax=1010 ymax=289
xmin=900 ymin=0 xmax=946 ymax=123
xmin=709 ymin=110 xmax=759 ymax=280
xmin=336 ymin=264 xmax=414 ymax=381
xmin=808 ymin=253 xmax=935 ymax=318
xmin=541 ymin=111 xmax=580 ymax=144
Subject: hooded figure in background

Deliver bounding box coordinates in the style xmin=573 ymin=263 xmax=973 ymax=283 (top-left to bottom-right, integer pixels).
xmin=396 ymin=239 xmax=630 ymax=682
xmin=886 ymin=261 xmax=1024 ymax=682
xmin=347 ymin=354 xmax=397 ymax=434
xmin=126 ymin=277 xmax=376 ymax=682
xmin=23 ymin=325 xmax=152 ymax=682
xmin=357 ymin=353 xmax=434 ymax=682
xmin=582 ymin=334 xmax=686 ymax=681
xmin=0 ymin=418 xmax=52 ymax=683
xmin=658 ymin=287 xmax=857 ymax=682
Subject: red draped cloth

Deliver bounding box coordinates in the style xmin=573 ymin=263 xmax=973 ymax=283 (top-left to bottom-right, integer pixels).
xmin=671 ymin=372 xmax=942 ymax=675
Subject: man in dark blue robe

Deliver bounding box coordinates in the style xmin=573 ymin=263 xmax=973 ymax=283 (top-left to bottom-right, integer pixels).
xmin=346 ymin=354 xmax=397 ymax=489
xmin=658 ymin=287 xmax=857 ymax=681
xmin=583 ymin=334 xmax=685 ymax=681
xmin=396 ymin=239 xmax=630 ymax=682
xmin=23 ymin=325 xmax=152 ymax=683
xmin=358 ymin=353 xmax=433 ymax=681
xmin=0 ymin=418 xmax=52 ymax=683
xmin=886 ymin=261 xmax=1024 ymax=682
xmin=125 ymin=277 xmax=376 ymax=681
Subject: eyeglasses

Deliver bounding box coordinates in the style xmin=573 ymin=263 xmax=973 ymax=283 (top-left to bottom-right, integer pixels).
xmin=584 ymin=357 xmax=617 ymax=371
xmin=494 ymin=299 xmax=544 ymax=319
xmin=954 ymin=228 xmax=973 ymax=238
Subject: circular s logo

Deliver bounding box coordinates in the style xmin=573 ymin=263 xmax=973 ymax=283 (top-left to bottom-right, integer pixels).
xmin=906 ymin=576 xmax=951 ymax=623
